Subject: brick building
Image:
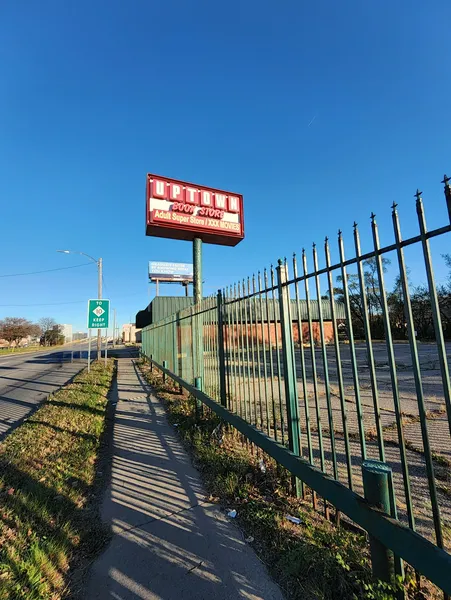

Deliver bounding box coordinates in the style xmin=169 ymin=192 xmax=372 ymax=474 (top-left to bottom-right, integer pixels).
xmin=136 ymin=296 xmax=345 ymax=344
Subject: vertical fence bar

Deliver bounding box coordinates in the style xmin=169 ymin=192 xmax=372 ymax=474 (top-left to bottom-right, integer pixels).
xmin=258 ymin=271 xmax=271 ymax=436
xmin=443 ymin=172 xmax=451 ymax=222
xmin=354 ymin=223 xmax=385 ymax=462
xmin=417 ymin=188 xmax=451 ymax=440
xmin=338 ymin=230 xmax=367 ymax=460
xmin=209 ymin=298 xmax=214 ymax=397
xmin=217 ymin=290 xmax=227 ymax=408
xmin=215 ymin=295 xmax=221 ymax=399
xmin=207 ymin=299 xmax=211 ymax=393
xmin=230 ymin=285 xmax=239 ymax=413
xmin=313 ymin=244 xmax=338 ymax=480
xmin=371 ymin=213 xmax=415 ymax=532
xmin=195 ymin=375 xmax=202 ymax=419
xmin=224 ymin=288 xmax=233 ymax=411
xmin=302 ymin=249 xmax=325 ymax=472
xmin=325 ymin=237 xmax=353 ymax=489
xmin=242 ymin=280 xmax=253 ymax=424
xmin=264 ymin=268 xmax=278 ymax=440
xmin=252 ymin=275 xmax=264 ymax=430
xmin=248 ymin=277 xmax=259 ymax=428
xmin=163 ymin=360 xmax=167 ymax=383
xmin=277 ymin=259 xmax=302 ymax=497
xmin=172 ymin=317 xmax=178 ymax=376
xmin=293 ymin=254 xmax=313 ymax=465
xmin=271 ymin=265 xmax=285 ymax=445
xmin=191 ymin=306 xmax=197 ymax=385
xmin=392 ymin=200 xmax=444 ymax=548
xmin=235 ymin=283 xmax=245 ymax=420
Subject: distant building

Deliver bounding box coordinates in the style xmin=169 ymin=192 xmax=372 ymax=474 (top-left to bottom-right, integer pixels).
xmin=73 ymin=332 xmax=86 ymax=341
xmin=122 ymin=323 xmax=141 ymax=344
xmin=135 ymin=296 xmax=346 ymax=344
xmin=60 ymin=324 xmax=73 ymax=343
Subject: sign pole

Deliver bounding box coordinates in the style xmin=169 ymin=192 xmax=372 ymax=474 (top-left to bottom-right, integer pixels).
xmin=156 ymin=279 xmax=159 ymax=297
xmin=104 ymin=329 xmax=108 ymax=366
xmin=193 ymin=237 xmax=204 ymax=384
xmin=193 ymin=238 xmax=202 ymax=304
xmin=88 ymin=329 xmax=91 ymax=372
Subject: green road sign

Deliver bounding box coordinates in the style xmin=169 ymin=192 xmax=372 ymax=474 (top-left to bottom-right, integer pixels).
xmin=87 ymin=299 xmax=110 ymax=329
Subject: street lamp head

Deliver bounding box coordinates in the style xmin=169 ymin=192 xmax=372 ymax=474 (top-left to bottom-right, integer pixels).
xmin=57 ymin=250 xmax=71 ymax=254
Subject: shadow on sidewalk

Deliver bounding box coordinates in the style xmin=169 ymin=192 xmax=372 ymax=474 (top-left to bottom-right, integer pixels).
xmin=85 ymin=358 xmax=282 ymax=600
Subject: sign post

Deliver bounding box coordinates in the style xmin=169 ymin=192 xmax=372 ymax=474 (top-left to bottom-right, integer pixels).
xmin=87 ymin=300 xmax=110 ymax=365
xmin=193 ymin=238 xmax=202 ymax=305
xmin=88 ymin=330 xmax=91 ymax=373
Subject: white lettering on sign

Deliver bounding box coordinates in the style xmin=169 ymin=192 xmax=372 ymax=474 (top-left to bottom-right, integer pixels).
xmin=228 ymin=196 xmax=239 ymax=212
xmin=185 ymin=187 xmax=199 ymax=205
xmin=201 ymin=191 xmax=212 ymax=206
xmin=215 ymin=194 xmax=227 ymax=209
xmin=170 ymin=183 xmax=183 ymax=201
xmin=153 ymin=179 xmax=167 ymax=198
xmin=149 ymin=176 xmax=242 ymax=215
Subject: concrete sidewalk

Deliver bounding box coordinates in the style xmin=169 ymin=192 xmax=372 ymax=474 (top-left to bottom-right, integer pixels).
xmin=86 ymin=357 xmax=284 ymax=600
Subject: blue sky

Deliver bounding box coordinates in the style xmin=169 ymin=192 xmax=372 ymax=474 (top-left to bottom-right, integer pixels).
xmin=1 ymin=0 xmax=450 ymax=332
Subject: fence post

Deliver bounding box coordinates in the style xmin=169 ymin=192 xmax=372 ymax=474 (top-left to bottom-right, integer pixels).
xmin=217 ymin=290 xmax=227 ymax=408
xmin=172 ymin=319 xmax=178 ymax=376
xmin=195 ymin=376 xmax=203 ymax=419
xmin=277 ymin=259 xmax=302 ymax=497
xmin=163 ymin=360 xmax=167 ymax=384
xmin=362 ymin=460 xmax=394 ymax=584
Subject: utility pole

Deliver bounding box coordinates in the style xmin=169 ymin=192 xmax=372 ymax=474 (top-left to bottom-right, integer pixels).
xmin=97 ymin=258 xmax=102 ymax=360
xmin=112 ymin=308 xmax=116 ymax=348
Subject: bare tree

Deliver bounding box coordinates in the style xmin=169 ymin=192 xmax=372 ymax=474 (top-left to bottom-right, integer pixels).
xmin=39 ymin=317 xmax=57 ymax=334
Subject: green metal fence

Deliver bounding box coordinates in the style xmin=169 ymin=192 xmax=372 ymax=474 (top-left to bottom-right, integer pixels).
xmin=141 ymin=177 xmax=451 ymax=596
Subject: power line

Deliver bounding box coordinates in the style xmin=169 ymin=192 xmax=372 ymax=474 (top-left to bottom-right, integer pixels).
xmin=0 ymin=262 xmax=93 ymax=278
xmin=0 ymin=300 xmax=87 ymax=307
xmin=0 ymin=292 xmax=147 ymax=307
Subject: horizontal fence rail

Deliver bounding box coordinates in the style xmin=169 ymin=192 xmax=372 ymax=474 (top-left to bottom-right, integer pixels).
xmin=141 ymin=176 xmax=451 ymax=596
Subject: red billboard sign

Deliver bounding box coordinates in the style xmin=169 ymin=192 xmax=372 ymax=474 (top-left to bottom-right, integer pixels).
xmin=145 ymin=174 xmax=245 ymax=246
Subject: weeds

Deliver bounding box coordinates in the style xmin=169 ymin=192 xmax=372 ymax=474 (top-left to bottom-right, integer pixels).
xmin=138 ymin=360 xmax=430 ymax=600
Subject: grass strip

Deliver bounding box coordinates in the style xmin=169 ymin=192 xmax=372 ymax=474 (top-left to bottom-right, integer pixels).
xmin=139 ymin=360 xmax=435 ymax=600
xmin=0 ymin=359 xmax=115 ymax=600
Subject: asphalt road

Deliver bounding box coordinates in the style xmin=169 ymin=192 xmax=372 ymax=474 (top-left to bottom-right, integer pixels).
xmin=0 ymin=343 xmax=94 ymax=440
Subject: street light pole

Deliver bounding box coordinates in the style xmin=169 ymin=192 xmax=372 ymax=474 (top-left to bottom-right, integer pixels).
xmin=57 ymin=249 xmax=103 ymax=361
